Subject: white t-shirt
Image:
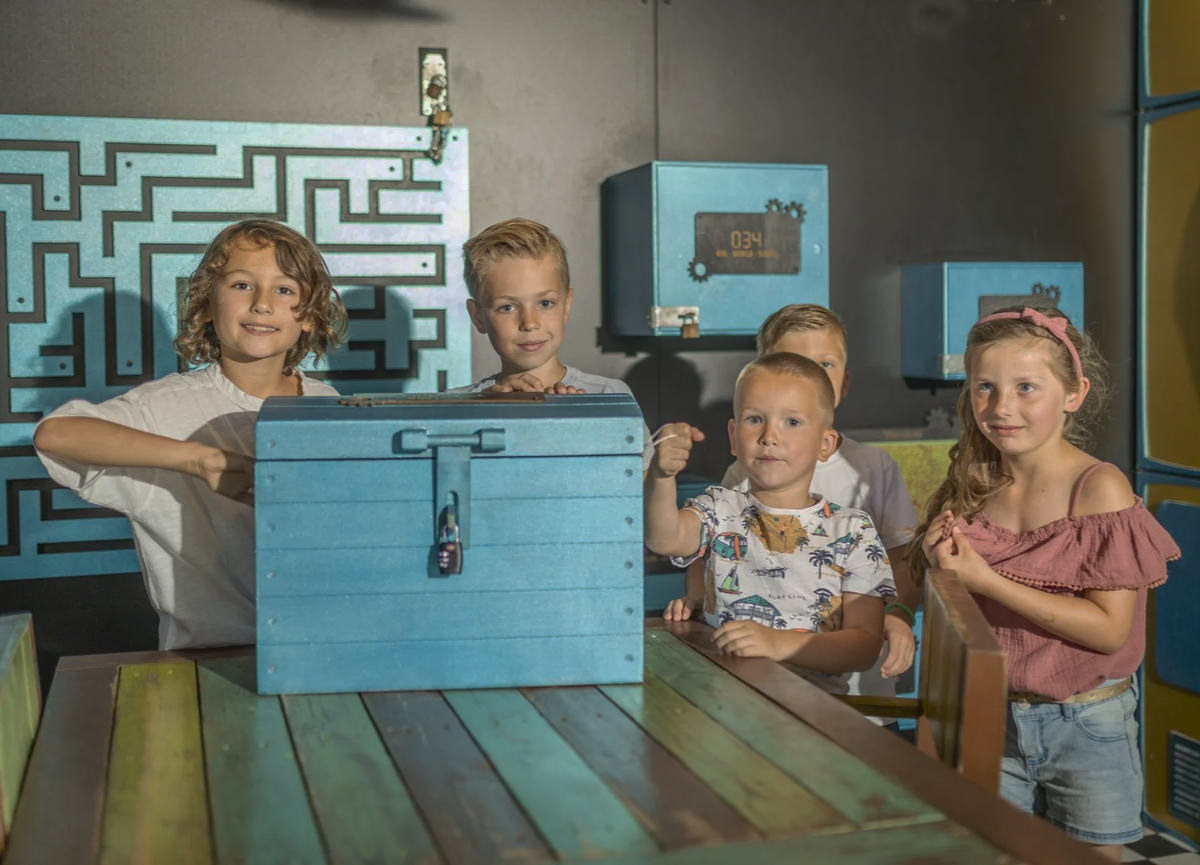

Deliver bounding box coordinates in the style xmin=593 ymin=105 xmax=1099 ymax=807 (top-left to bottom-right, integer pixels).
xmin=671 ymin=486 xmax=896 ymax=695
xmin=36 ymin=364 xmax=338 ymax=650
xmin=466 ymin=365 xmax=655 ymax=469
xmin=721 ymin=436 xmax=920 ymax=703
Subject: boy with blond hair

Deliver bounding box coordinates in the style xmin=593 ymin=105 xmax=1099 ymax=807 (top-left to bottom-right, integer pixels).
xmin=648 ymin=353 xmax=893 ymax=690
xmin=671 ymin=304 xmax=922 ymax=699
xmin=463 ymin=217 xmax=624 ymax=395
xmin=459 ymin=217 xmax=653 ymax=463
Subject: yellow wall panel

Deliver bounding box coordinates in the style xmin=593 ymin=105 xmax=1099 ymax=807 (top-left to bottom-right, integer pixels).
xmin=1142 ymin=106 xmax=1200 ymax=471
xmin=1146 ymin=0 xmax=1200 ymax=98
xmin=863 ymin=439 xmax=954 ymax=518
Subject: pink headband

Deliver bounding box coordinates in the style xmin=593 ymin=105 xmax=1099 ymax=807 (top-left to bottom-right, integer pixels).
xmin=972 ymin=307 xmax=1084 ymax=383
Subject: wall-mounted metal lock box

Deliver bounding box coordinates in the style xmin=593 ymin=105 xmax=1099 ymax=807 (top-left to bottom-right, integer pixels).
xmin=900 ymin=262 xmax=1084 ymax=380
xmin=254 ymin=392 xmax=645 ymax=694
xmin=602 ymin=161 xmax=829 ymax=337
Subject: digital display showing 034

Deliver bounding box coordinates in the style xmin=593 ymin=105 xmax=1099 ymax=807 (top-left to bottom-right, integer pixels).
xmin=688 ymin=201 xmax=803 ymax=282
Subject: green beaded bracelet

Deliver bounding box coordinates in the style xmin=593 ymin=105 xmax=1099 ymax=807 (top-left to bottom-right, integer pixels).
xmin=884 ymin=600 xmax=916 ymax=626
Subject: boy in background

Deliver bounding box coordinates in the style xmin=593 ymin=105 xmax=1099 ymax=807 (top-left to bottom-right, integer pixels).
xmin=648 ymin=353 xmax=892 ymax=691
xmin=671 ymin=304 xmax=922 ymax=693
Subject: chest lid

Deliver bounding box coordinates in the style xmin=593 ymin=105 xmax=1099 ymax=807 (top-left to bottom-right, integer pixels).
xmin=256 ymin=392 xmax=645 ymax=460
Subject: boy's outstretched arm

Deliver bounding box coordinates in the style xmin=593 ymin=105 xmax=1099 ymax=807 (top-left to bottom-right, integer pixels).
xmin=713 ymin=593 xmax=884 ymax=673
xmin=35 ymin=416 xmax=254 ymax=502
xmin=643 ymin=422 xmax=705 ymax=558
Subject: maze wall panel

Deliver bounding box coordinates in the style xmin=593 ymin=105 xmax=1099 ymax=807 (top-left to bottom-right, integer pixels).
xmin=1 ymin=113 xmax=470 ymax=580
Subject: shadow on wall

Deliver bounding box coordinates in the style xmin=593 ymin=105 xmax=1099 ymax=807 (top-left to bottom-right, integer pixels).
xmin=625 ymin=353 xmax=736 ymax=483
xmin=249 ymin=0 xmax=446 ymax=20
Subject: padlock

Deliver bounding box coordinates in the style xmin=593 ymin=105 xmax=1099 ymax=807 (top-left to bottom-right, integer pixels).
xmin=437 ymin=539 xmax=463 ymax=575
xmin=437 ymin=500 xmax=463 ymax=575
xmin=679 ymin=311 xmax=700 ymax=339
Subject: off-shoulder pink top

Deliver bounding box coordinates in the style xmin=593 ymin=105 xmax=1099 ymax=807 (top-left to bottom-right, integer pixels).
xmin=955 ymin=463 xmax=1181 ymax=701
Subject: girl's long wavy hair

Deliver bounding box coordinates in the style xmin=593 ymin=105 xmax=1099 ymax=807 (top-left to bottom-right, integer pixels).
xmin=174 ymin=220 xmax=347 ymax=374
xmin=904 ymin=305 xmax=1109 ymax=583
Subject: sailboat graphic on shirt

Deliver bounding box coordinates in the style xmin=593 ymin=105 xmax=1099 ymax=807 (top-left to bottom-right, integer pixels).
xmin=718 ymin=564 xmax=740 ymax=594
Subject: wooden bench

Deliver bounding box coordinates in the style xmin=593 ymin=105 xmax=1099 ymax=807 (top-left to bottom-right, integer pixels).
xmin=0 ymin=613 xmax=41 ymax=855
xmin=839 ymin=567 xmax=1008 ymax=792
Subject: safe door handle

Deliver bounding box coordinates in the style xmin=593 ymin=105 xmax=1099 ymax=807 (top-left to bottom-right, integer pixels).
xmin=397 ymin=428 xmax=506 ymax=454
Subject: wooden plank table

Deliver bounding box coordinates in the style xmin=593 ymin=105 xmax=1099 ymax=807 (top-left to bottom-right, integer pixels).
xmin=5 ymin=619 xmax=1106 ymax=864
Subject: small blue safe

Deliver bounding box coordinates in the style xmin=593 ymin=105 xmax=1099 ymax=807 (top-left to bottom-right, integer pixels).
xmin=254 ymin=392 xmax=645 ymax=694
xmin=602 ymin=160 xmax=829 ymax=337
xmin=900 ymin=261 xmax=1085 ymax=380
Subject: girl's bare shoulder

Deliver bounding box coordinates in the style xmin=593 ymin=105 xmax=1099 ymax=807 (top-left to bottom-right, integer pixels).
xmin=1073 ymin=462 xmax=1137 ymax=517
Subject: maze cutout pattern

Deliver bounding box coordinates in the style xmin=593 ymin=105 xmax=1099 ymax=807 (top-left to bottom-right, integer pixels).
xmin=1 ymin=113 xmax=470 ymax=580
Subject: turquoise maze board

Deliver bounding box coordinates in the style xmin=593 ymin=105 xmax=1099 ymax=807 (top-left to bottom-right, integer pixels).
xmin=0 ymin=114 xmax=469 ymax=581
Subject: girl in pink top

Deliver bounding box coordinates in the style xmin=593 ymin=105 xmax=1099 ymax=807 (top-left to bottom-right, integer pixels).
xmin=908 ymin=306 xmax=1179 ymax=861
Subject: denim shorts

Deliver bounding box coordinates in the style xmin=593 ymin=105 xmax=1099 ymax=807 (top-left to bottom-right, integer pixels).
xmin=999 ymin=679 xmax=1143 ymax=845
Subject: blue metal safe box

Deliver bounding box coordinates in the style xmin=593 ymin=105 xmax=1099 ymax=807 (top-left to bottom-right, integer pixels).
xmin=900 ymin=261 xmax=1084 ymax=380
xmin=602 ymin=161 xmax=829 ymax=337
xmin=254 ymin=393 xmax=645 ymax=694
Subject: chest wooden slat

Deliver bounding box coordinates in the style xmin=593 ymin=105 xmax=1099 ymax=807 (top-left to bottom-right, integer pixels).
xmin=522 ymin=686 xmax=760 ymax=849
xmin=259 ymin=634 xmax=643 ymax=694
xmin=601 ymin=673 xmax=849 ymax=836
xmin=258 ymin=542 xmax=637 ymax=597
xmin=363 ymin=691 xmax=554 ymax=865
xmin=260 ymin=454 xmax=641 ymax=504
xmin=643 ymin=627 xmax=940 ymax=827
xmin=262 ymin=588 xmax=638 ymax=644
xmin=101 ymin=662 xmax=212 ymax=865
xmin=196 ymin=657 xmax=326 ymax=865
xmin=280 ymin=693 xmax=439 ymax=865
xmin=259 ymin=496 xmax=643 ymax=551
xmin=443 ymin=689 xmax=660 ymax=860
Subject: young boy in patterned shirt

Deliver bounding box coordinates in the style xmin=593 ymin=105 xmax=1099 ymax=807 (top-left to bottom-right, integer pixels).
xmin=644 ymin=352 xmax=894 ymax=692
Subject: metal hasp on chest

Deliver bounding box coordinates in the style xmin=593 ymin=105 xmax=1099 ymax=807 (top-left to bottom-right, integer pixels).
xmin=254 ymin=392 xmax=646 ymax=695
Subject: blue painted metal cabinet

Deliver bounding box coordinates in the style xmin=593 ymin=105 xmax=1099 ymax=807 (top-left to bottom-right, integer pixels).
xmin=602 ymin=161 xmax=829 ymax=337
xmin=254 ymin=393 xmax=645 ymax=694
xmin=901 ymin=262 xmax=1084 ymax=380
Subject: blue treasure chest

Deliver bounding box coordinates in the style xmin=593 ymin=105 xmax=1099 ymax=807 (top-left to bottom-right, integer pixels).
xmin=253 ymin=392 xmax=646 ymax=694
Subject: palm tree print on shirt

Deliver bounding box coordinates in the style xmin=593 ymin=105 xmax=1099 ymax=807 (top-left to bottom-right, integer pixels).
xmin=808 ymin=547 xmax=835 ymax=578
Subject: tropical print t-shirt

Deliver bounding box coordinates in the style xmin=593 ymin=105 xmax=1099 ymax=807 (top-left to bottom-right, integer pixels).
xmin=671 ymin=486 xmax=896 ymax=635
